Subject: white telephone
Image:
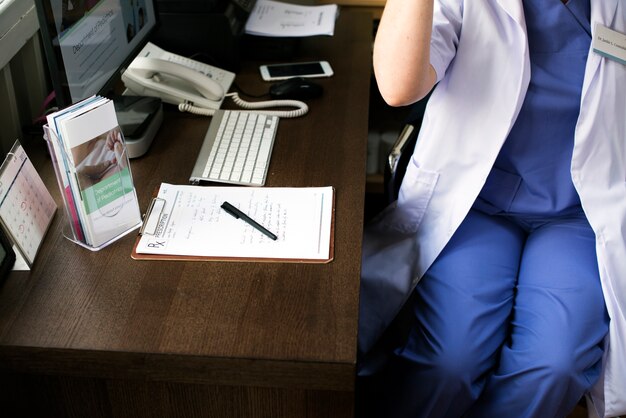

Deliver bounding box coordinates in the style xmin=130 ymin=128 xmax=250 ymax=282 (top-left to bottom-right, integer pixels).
xmin=122 ymin=42 xmax=309 ymax=118
xmin=123 ymin=57 xmax=224 ymax=108
xmin=122 ymin=42 xmax=233 ymax=110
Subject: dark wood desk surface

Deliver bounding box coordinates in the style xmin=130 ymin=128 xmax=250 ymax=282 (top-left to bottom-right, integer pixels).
xmin=0 ymin=11 xmax=371 ymax=418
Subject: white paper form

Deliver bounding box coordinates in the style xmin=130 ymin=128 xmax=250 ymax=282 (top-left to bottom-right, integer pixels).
xmin=244 ymin=0 xmax=339 ymax=37
xmin=135 ymin=184 xmax=334 ymax=261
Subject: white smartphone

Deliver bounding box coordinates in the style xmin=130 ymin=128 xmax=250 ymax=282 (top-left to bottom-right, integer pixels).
xmin=259 ymin=61 xmax=334 ymax=81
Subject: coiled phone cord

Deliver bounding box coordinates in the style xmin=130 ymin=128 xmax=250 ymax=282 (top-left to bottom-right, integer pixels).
xmin=178 ymin=92 xmax=309 ymax=118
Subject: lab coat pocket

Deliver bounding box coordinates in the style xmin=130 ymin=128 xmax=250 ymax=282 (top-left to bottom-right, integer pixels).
xmin=383 ymin=164 xmax=440 ymax=234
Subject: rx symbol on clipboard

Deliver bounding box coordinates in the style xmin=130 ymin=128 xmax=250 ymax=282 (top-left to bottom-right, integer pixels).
xmin=147 ymin=240 xmax=166 ymax=248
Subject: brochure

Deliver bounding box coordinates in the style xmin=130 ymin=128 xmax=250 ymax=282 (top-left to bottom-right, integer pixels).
xmin=45 ymin=96 xmax=142 ymax=248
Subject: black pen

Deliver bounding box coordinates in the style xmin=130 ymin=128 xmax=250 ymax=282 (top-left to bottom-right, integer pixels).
xmin=220 ymin=201 xmax=278 ymax=240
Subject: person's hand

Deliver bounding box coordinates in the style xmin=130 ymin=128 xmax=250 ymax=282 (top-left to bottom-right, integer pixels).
xmin=78 ymin=159 xmax=115 ymax=180
xmin=105 ymin=129 xmax=122 ymax=151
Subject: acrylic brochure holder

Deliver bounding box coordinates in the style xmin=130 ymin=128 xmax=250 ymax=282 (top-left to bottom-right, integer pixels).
xmin=43 ymin=125 xmax=142 ymax=251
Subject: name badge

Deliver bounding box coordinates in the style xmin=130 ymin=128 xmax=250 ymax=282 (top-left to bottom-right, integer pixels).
xmin=593 ymin=23 xmax=626 ymax=65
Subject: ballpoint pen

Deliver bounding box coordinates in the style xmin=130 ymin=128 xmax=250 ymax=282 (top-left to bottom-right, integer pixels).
xmin=220 ymin=201 xmax=278 ymax=240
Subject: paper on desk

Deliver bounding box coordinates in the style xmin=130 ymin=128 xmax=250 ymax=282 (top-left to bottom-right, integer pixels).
xmin=134 ymin=183 xmax=334 ymax=261
xmin=244 ymin=0 xmax=339 ymax=37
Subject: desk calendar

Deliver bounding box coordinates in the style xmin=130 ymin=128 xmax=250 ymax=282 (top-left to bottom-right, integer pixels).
xmin=0 ymin=141 xmax=57 ymax=268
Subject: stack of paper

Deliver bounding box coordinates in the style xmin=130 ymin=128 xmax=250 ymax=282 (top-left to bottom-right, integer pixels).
xmin=245 ymin=0 xmax=339 ymax=37
xmin=45 ymin=96 xmax=142 ymax=249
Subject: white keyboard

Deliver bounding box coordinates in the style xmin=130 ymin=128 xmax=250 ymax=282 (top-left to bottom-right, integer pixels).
xmin=189 ymin=110 xmax=279 ymax=186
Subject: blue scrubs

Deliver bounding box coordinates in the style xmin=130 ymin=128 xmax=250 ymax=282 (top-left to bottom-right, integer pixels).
xmin=476 ymin=0 xmax=591 ymax=215
xmin=367 ymin=1 xmax=610 ymax=417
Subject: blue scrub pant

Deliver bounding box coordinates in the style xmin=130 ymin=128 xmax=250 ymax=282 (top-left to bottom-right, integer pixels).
xmin=371 ymin=208 xmax=609 ymax=418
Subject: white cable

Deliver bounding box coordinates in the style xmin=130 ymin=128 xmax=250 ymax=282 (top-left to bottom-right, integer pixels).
xmin=177 ymin=92 xmax=309 ymax=118
xmin=178 ymin=102 xmax=216 ymax=116
xmin=227 ymin=92 xmax=309 ymax=118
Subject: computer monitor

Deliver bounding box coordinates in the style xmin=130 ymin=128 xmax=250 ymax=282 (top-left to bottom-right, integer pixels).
xmin=35 ymin=0 xmax=162 ymax=157
xmin=35 ymin=0 xmax=158 ymax=106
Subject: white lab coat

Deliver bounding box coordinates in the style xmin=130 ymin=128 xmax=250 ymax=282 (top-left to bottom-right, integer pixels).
xmin=359 ymin=1 xmax=626 ymax=416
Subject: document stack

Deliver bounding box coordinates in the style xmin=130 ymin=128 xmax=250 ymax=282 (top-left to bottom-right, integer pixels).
xmin=44 ymin=96 xmax=142 ymax=250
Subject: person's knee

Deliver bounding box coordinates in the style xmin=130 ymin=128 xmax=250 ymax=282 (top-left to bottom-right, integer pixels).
xmin=397 ymin=340 xmax=484 ymax=389
xmin=540 ymin=352 xmax=578 ymax=386
xmin=516 ymin=345 xmax=587 ymax=391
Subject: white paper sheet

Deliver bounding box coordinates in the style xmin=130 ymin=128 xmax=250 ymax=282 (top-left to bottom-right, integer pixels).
xmin=135 ymin=183 xmax=334 ymax=261
xmin=245 ymin=0 xmax=338 ymax=37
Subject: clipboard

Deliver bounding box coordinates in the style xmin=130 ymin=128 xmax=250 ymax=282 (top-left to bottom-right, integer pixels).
xmin=0 ymin=140 xmax=57 ymax=269
xmin=131 ymin=183 xmax=335 ymax=263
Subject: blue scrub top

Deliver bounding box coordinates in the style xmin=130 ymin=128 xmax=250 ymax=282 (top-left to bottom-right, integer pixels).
xmin=476 ymin=0 xmax=591 ymax=216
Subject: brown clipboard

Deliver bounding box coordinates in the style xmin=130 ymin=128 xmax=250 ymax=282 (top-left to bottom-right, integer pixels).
xmin=131 ymin=185 xmax=335 ymax=264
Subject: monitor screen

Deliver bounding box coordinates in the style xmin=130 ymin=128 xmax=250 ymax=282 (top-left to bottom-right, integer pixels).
xmin=35 ymin=0 xmax=157 ymax=107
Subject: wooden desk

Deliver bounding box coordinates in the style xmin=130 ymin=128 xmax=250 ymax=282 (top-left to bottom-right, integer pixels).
xmin=0 ymin=12 xmax=371 ymax=417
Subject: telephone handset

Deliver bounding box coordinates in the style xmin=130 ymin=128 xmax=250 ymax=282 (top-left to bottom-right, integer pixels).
xmin=129 ymin=57 xmax=224 ymax=101
xmin=122 ymin=42 xmax=234 ymax=110
xmin=122 ymin=42 xmax=309 ymax=118
xmin=120 ymin=57 xmax=224 ymax=108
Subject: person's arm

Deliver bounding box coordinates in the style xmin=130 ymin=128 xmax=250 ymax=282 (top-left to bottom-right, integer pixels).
xmin=373 ymin=0 xmax=437 ymax=106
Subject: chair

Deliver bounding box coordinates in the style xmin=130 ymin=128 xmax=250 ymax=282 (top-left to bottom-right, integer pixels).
xmin=383 ymin=91 xmax=431 ymax=203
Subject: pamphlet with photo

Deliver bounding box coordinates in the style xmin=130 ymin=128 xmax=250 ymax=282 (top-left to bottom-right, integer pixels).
xmin=45 ymin=96 xmax=142 ymax=248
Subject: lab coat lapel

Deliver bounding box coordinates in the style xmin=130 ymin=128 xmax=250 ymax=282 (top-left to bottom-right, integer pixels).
xmin=582 ymin=0 xmax=620 ymax=99
xmin=496 ymin=0 xmax=525 ymax=27
xmin=493 ymin=0 xmax=530 ymax=125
